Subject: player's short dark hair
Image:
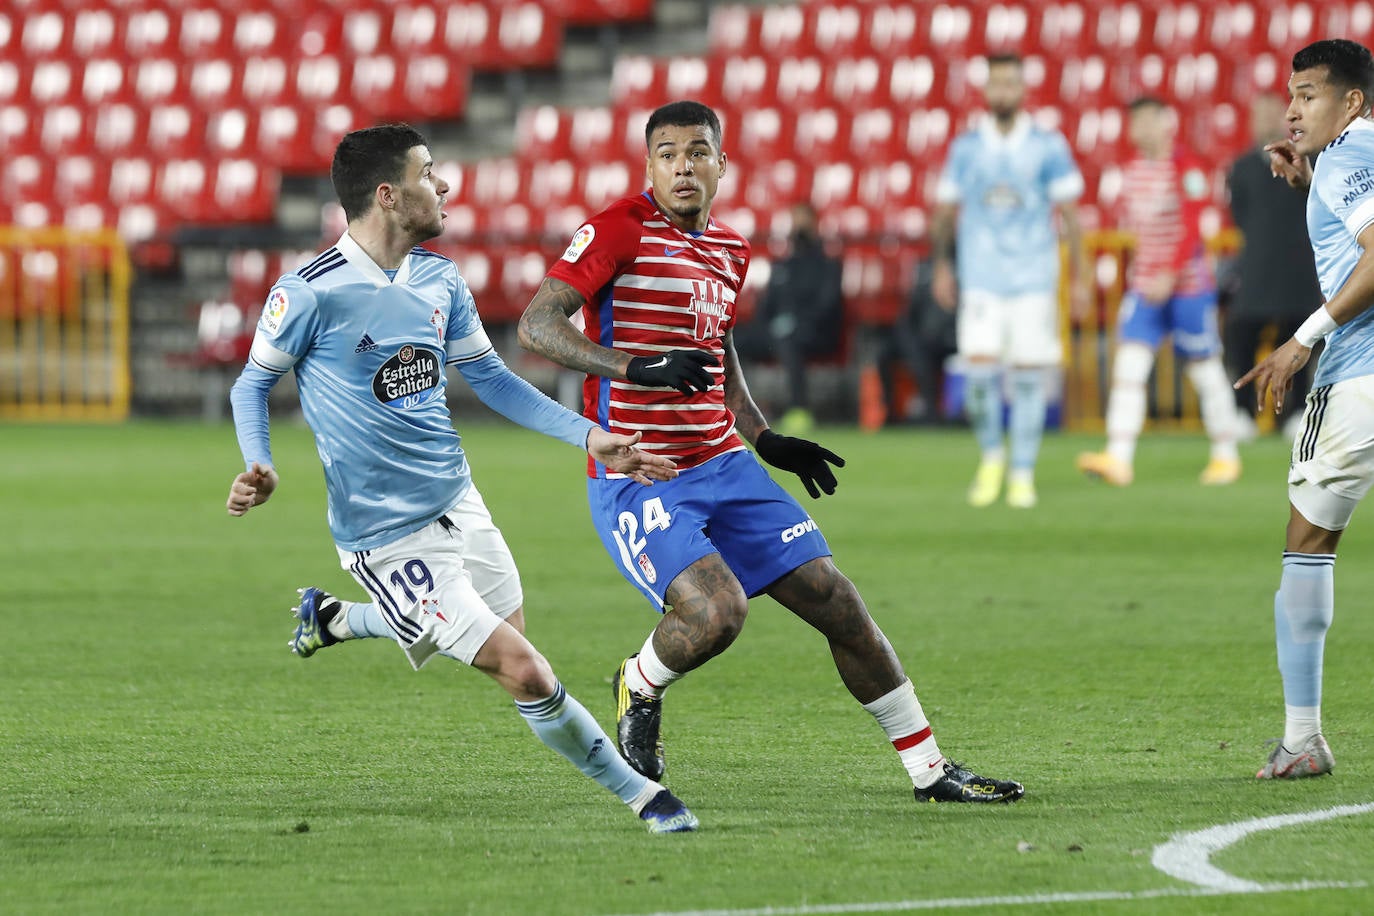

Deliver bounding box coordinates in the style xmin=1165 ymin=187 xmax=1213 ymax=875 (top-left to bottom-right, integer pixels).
xmin=986 ymin=52 xmax=1022 ymax=69
xmin=1293 ymin=39 xmax=1374 ymax=114
xmin=644 ymin=101 xmax=722 ymax=151
xmin=331 ymin=123 xmax=429 ymax=222
xmin=1128 ymin=96 xmax=1168 ymax=114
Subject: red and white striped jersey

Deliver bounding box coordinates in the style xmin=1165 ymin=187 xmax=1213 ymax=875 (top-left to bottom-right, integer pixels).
xmin=1120 ymin=149 xmax=1214 ymax=296
xmin=546 ymin=190 xmax=752 ymax=477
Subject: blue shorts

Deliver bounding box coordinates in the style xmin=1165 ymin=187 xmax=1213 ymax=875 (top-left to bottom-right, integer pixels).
xmin=1117 ymin=289 xmax=1221 ymax=359
xmin=587 ymin=449 xmax=832 ymax=610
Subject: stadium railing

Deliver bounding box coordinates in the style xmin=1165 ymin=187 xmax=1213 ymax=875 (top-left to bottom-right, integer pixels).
xmin=0 ymin=227 xmax=131 ymax=421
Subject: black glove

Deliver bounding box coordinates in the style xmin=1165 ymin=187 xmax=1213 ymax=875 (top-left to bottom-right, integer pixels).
xmin=755 ymin=429 xmax=845 ymax=499
xmin=626 ymin=350 xmax=719 ymax=395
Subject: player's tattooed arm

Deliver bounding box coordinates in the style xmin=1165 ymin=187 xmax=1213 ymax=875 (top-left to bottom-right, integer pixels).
xmin=721 ymin=330 xmax=768 ymax=444
xmin=518 ymin=278 xmax=633 ymax=379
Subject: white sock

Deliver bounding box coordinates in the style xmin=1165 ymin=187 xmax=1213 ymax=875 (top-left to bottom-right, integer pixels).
xmin=1284 ymin=705 xmax=1322 ymax=751
xmin=1105 ymin=344 xmax=1153 ymax=465
xmin=1187 ymin=357 xmax=1240 ymax=462
xmin=861 ymin=679 xmax=945 ymax=788
xmin=624 ymin=635 xmax=682 ymax=698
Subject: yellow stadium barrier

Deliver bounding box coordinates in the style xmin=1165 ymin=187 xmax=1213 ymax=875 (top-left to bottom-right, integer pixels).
xmin=0 ymin=227 xmax=131 ymax=422
xmin=1061 ymin=227 xmax=1241 ymax=432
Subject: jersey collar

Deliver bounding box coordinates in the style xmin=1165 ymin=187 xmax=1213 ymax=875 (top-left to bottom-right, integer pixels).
xmin=336 ymin=230 xmax=414 ymax=288
xmin=976 ymin=111 xmax=1032 ymax=149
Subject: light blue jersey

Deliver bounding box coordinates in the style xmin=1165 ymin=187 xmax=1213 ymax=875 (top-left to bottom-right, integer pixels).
xmin=936 ymin=113 xmax=1084 ymax=297
xmin=231 ymin=232 xmax=593 ymax=551
xmin=1308 ymin=118 xmax=1374 ymax=388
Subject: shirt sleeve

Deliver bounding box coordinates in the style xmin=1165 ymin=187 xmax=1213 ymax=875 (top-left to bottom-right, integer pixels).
xmin=934 ymin=137 xmax=966 ymax=205
xmin=246 ymin=277 xmax=319 ymax=375
xmin=1044 ymin=132 xmax=1085 ymax=203
xmin=1315 ymin=138 xmax=1374 ymax=240
xmin=456 ymin=350 xmax=595 ymax=449
xmin=545 ymin=205 xmax=642 ymax=305
xmin=444 ymin=273 xmax=495 ymax=366
xmin=229 ymin=365 xmax=281 ymax=470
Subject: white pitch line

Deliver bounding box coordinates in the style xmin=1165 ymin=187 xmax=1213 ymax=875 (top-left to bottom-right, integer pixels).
xmin=1152 ymin=801 xmax=1374 ymax=891
xmin=601 ymin=881 xmax=1363 ymax=916
xmin=603 ymin=802 xmax=1374 ymax=916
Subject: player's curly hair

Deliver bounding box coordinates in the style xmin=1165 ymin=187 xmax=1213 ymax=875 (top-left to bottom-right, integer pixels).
xmin=331 ymin=124 xmax=430 ymax=222
xmin=1293 ymin=39 xmax=1374 ymax=116
xmin=644 ymin=101 xmax=722 ymax=151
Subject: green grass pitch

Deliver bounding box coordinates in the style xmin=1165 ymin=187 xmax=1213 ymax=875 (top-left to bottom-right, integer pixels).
xmin=2 ymin=420 xmax=1372 ymax=915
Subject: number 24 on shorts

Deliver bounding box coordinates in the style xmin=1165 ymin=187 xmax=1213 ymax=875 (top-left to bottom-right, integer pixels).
xmin=614 ymin=497 xmax=672 ymax=555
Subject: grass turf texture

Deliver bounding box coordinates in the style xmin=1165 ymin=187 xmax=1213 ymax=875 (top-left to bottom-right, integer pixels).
xmin=2 ymin=421 xmax=1372 ymax=915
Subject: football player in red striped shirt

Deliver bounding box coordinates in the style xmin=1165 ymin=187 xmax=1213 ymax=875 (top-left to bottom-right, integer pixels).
xmin=1077 ymin=97 xmax=1243 ymax=486
xmin=519 ymin=100 xmax=1024 ymax=807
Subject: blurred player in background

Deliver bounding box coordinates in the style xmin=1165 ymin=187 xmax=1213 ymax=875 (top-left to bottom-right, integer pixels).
xmin=1237 ymin=38 xmax=1374 ymax=780
xmin=1224 ymin=94 xmax=1324 ymax=440
xmin=1077 ymin=97 xmax=1242 ymax=486
xmin=731 ymin=201 xmax=844 ymax=434
xmin=517 ymin=100 xmax=1025 ymax=806
xmin=224 ymin=124 xmax=698 ymax=832
xmin=931 ymin=52 xmax=1089 ymax=509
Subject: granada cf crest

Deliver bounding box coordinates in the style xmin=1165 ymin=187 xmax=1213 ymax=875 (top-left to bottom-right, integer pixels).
xmin=690 ymin=278 xmax=728 ymax=341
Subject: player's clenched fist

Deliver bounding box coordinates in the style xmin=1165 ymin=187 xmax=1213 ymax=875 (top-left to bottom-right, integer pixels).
xmin=227 ymin=461 xmax=279 ymax=516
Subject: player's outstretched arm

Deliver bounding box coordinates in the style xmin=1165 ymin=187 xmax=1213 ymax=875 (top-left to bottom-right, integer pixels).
xmin=227 ymin=462 xmax=278 ymax=516
xmin=519 ymin=278 xmax=718 ymax=393
xmin=586 ymin=429 xmax=678 ymax=485
xmin=518 ymin=278 xmax=633 ymax=379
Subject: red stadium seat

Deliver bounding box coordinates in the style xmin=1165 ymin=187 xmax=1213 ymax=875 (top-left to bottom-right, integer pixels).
xmin=825 ymin=56 xmax=887 ymax=110
xmin=239 ymin=55 xmax=290 ymax=107
xmin=178 ymin=6 xmax=232 ymax=58
xmin=256 ymin=103 xmax=320 ymax=172
xmin=438 ymin=2 xmax=493 ymax=59
xmin=1 ymin=154 xmax=48 ymax=209
xmin=475 ymin=2 xmax=562 ymax=70
xmin=773 ymin=56 xmax=827 ymax=110
xmin=754 ymin=5 xmax=808 ymax=58
xmin=231 ymin=6 xmax=291 ymax=57
xmin=29 ymin=59 xmax=77 ymax=106
xmin=146 ymin=103 xmax=206 ymax=157
xmin=205 ymin=107 xmax=253 ymax=157
xmin=293 ymin=54 xmax=349 ymax=108
xmin=809 ymin=4 xmax=866 ymax=58
xmin=0 ymin=103 xmax=37 ymax=157
xmin=708 ymin=6 xmax=760 ymax=57
xmin=210 ymin=159 xmax=280 ymax=223
xmin=131 ymin=56 xmax=182 ymax=105
xmin=565 ymin=0 xmax=655 ymax=27
xmin=88 ymin=102 xmax=145 ymax=157
xmin=19 ymin=3 xmax=68 ymax=60
xmin=186 ymin=57 xmax=240 ymax=111
xmin=861 ymin=4 xmax=922 ymax=58
xmin=81 ymin=57 xmax=129 ymax=107
xmin=387 ymin=3 xmax=442 ymax=54
xmin=71 ymin=7 xmax=119 ymax=58
xmin=581 ymin=161 xmax=636 ymax=209
xmin=108 ymin=156 xmax=158 ymax=208
xmin=39 ymin=103 xmax=84 ymax=156
xmin=122 ymin=4 xmax=179 ymax=60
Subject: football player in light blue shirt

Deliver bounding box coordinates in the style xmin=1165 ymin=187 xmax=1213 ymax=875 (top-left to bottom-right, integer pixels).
xmin=224 ymin=124 xmax=698 ymax=832
xmin=1237 ymin=39 xmax=1374 ymax=781
xmin=931 ymin=52 xmax=1089 ymax=509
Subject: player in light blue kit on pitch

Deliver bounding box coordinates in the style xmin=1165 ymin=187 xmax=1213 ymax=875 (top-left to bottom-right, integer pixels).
xmin=1237 ymin=40 xmax=1374 ymax=780
xmin=225 ymin=124 xmax=698 ymax=831
xmin=930 ymin=52 xmax=1089 ymax=509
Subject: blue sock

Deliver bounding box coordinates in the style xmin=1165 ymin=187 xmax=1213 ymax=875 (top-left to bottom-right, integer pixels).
xmin=964 ymin=365 xmax=1004 ymax=457
xmin=345 ymin=602 xmax=394 ymax=639
xmin=1008 ymin=368 xmax=1048 ymax=473
xmin=515 ymin=683 xmax=653 ymax=807
xmin=1274 ymin=552 xmax=1334 ymax=709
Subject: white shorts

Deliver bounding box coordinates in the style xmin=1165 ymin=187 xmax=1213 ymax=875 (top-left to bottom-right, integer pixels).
xmin=957 ymin=289 xmax=1062 ymax=366
xmin=336 ymin=483 xmax=523 ymax=669
xmin=1288 ymin=378 xmax=1374 ymax=531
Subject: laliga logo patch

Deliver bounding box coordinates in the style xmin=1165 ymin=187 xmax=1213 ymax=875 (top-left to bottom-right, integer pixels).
xmin=562 ymin=224 xmax=595 ymax=263
xmin=261 ymin=288 xmax=289 ymax=336
xmin=371 ymin=344 xmax=442 ymax=410
xmin=637 ymin=551 xmax=657 ymax=584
